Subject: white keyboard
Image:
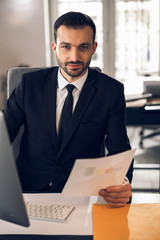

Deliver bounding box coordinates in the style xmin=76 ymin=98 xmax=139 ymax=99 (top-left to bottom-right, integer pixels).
xmin=25 ymin=201 xmax=75 ymax=223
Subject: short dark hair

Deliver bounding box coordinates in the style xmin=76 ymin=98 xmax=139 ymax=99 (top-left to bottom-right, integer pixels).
xmin=54 ymin=11 xmax=96 ymax=43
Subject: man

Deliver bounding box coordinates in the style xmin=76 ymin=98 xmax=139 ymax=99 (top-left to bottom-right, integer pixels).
xmin=4 ymin=12 xmax=133 ymax=208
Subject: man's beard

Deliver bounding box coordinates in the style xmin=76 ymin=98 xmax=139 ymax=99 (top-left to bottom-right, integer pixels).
xmin=56 ymin=57 xmax=91 ymax=78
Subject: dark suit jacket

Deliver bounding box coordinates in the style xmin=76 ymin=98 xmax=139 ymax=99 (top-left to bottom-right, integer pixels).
xmin=4 ymin=67 xmax=133 ymax=192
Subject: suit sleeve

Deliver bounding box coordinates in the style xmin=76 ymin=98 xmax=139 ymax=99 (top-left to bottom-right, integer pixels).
xmin=105 ymin=83 xmax=134 ymax=183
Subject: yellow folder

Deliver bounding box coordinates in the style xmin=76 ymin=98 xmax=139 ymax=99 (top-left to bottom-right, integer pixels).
xmin=92 ymin=203 xmax=160 ymax=240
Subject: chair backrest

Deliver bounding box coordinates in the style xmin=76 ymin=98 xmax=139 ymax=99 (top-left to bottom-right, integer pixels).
xmin=7 ymin=67 xmax=44 ymax=158
xmin=7 ymin=66 xmax=101 ymax=97
xmin=7 ymin=67 xmax=44 ymax=97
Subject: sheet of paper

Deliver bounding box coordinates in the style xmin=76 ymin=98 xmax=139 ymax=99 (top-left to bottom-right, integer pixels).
xmin=62 ymin=148 xmax=136 ymax=196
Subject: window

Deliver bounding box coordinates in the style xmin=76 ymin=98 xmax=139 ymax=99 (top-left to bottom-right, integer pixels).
xmin=48 ymin=0 xmax=160 ymax=82
xmin=115 ymin=0 xmax=160 ymax=81
xmin=56 ymin=0 xmax=103 ymax=70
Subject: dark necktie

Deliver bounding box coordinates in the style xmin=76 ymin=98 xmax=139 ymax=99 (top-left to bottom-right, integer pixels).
xmin=59 ymin=84 xmax=75 ymax=145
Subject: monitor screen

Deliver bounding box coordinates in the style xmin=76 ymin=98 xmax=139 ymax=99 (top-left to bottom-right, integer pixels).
xmin=0 ymin=111 xmax=29 ymax=227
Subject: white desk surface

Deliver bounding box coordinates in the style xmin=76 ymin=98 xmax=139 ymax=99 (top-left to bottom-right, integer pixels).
xmin=0 ymin=193 xmax=160 ymax=236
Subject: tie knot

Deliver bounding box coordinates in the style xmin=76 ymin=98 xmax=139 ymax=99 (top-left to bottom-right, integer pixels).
xmin=66 ymin=84 xmax=75 ymax=93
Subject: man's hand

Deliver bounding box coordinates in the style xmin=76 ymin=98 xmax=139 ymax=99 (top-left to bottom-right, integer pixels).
xmin=99 ymin=180 xmax=132 ymax=208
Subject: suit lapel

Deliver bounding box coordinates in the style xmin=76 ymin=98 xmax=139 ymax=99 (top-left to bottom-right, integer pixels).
xmin=58 ymin=69 xmax=97 ymax=157
xmin=44 ymin=68 xmax=59 ymax=150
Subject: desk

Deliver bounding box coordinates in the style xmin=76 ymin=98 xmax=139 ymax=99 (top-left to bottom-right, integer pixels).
xmin=126 ymin=98 xmax=160 ymax=148
xmin=125 ymin=76 xmax=160 ymax=125
xmin=126 ymin=106 xmax=160 ymax=126
xmin=0 ymin=193 xmax=160 ymax=240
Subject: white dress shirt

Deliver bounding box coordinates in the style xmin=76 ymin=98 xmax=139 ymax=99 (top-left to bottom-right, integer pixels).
xmin=56 ymin=68 xmax=88 ymax=133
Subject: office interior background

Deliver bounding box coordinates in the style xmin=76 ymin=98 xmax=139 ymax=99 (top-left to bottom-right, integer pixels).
xmin=0 ymin=0 xmax=160 ymax=193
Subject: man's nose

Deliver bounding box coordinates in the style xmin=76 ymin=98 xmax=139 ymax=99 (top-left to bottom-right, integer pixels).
xmin=71 ymin=48 xmax=79 ymax=62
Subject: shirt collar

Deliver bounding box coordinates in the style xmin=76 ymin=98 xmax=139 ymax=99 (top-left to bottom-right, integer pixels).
xmin=58 ymin=68 xmax=88 ymax=91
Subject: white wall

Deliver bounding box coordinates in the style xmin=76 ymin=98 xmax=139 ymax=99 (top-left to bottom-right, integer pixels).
xmin=0 ymin=0 xmax=47 ymax=109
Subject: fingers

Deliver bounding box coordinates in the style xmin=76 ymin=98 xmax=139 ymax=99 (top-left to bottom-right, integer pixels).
xmin=106 ymin=182 xmax=132 ymax=193
xmin=102 ymin=195 xmax=130 ymax=208
xmin=99 ymin=188 xmax=132 ymax=198
xmin=99 ymin=183 xmax=132 ymax=208
xmin=99 ymin=190 xmax=131 ymax=207
xmin=105 ymin=200 xmax=128 ymax=208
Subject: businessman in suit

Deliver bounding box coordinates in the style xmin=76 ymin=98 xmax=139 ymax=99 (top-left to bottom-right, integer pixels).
xmin=4 ymin=12 xmax=133 ymax=208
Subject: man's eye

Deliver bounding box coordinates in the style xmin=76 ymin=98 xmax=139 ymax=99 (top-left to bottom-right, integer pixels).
xmin=62 ymin=45 xmax=70 ymax=49
xmin=80 ymin=45 xmax=89 ymax=51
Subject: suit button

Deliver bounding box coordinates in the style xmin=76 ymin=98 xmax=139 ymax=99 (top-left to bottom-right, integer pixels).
xmin=49 ymin=182 xmax=53 ymax=187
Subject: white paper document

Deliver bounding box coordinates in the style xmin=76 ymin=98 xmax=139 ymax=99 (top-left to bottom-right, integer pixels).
xmin=62 ymin=148 xmax=136 ymax=196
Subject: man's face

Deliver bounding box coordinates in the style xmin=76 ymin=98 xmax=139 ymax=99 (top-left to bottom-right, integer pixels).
xmin=52 ymin=25 xmax=97 ymax=82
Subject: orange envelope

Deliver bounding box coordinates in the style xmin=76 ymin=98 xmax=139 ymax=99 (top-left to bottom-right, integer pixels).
xmin=92 ymin=203 xmax=160 ymax=240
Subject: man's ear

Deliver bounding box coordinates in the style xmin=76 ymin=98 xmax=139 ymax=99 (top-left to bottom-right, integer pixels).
xmin=52 ymin=41 xmax=57 ymax=53
xmin=93 ymin=42 xmax=98 ymax=54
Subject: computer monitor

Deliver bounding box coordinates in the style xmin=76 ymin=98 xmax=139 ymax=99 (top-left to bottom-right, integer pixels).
xmin=143 ymin=80 xmax=160 ymax=97
xmin=0 ymin=111 xmax=29 ymax=227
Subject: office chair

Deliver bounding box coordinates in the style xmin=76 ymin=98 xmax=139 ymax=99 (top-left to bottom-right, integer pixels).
xmin=139 ymin=125 xmax=160 ymax=148
xmin=139 ymin=81 xmax=160 ymax=148
xmin=7 ymin=67 xmax=47 ymax=159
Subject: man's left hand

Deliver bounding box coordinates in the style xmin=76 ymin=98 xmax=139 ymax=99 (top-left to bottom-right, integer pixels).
xmin=99 ymin=181 xmax=132 ymax=208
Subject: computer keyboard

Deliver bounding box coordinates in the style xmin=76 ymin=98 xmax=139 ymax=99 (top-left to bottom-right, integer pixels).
xmin=25 ymin=201 xmax=75 ymax=223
